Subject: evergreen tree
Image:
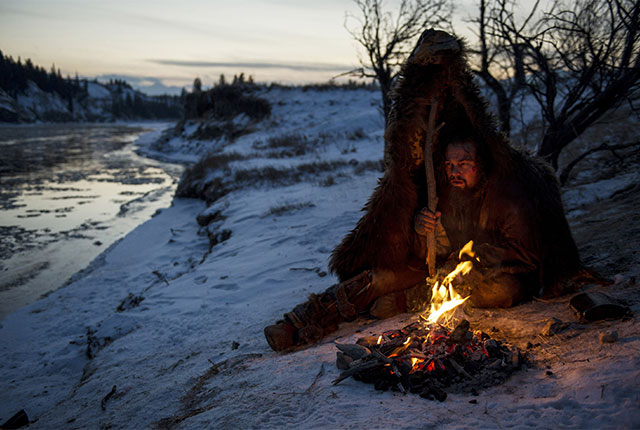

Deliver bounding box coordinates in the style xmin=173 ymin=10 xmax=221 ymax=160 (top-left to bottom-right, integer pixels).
xmin=193 ymin=77 xmax=202 ymax=92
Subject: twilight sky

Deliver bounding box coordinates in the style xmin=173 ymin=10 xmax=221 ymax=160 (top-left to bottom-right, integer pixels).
xmin=1 ymin=0 xmax=482 ymax=94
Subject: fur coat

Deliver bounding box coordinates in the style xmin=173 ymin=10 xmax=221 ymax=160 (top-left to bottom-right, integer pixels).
xmin=328 ymin=30 xmax=586 ymax=297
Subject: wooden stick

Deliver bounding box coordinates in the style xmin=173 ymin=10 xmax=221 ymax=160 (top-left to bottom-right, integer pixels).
xmin=332 ymin=360 xmax=384 ymax=385
xmin=424 ymin=98 xmax=440 ymax=277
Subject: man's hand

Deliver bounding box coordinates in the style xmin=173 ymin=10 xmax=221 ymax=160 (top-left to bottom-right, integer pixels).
xmin=414 ymin=207 xmax=441 ymax=236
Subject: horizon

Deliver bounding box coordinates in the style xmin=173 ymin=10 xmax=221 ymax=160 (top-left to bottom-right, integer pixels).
xmin=0 ymin=0 xmax=520 ymax=96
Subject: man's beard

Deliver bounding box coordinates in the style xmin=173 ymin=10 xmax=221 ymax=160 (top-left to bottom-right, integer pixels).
xmin=447 ymin=181 xmax=483 ymax=211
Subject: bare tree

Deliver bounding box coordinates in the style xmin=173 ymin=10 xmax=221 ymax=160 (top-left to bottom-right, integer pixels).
xmin=466 ymin=0 xmax=532 ymax=136
xmin=345 ymin=0 xmax=453 ymax=120
xmin=470 ymin=0 xmax=640 ymax=171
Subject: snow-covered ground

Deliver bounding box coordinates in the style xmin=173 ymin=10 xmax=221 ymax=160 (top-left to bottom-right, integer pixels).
xmin=1 ymin=87 xmax=639 ymax=429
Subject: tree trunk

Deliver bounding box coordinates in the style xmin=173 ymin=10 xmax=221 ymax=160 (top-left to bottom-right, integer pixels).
xmin=537 ymin=128 xmax=565 ymax=170
xmin=379 ymin=72 xmax=393 ymax=123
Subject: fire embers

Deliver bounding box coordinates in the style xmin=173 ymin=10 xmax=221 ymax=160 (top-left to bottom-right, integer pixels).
xmin=333 ymin=319 xmax=523 ymax=401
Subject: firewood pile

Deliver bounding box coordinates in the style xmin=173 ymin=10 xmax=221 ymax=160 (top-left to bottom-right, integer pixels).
xmin=333 ymin=319 xmax=523 ymax=401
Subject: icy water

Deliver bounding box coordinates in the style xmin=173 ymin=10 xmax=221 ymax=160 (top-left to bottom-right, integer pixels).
xmin=0 ymin=123 xmax=183 ymax=319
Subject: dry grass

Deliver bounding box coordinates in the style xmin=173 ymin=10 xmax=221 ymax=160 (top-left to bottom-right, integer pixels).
xmin=264 ymin=201 xmax=315 ymax=217
xmin=190 ymin=121 xmax=253 ymax=142
xmin=175 ymin=152 xmax=246 ymax=198
xmin=253 ymin=133 xmax=311 ymax=157
xmin=233 ymin=161 xmax=347 ymax=186
xmin=347 ymin=127 xmax=366 ymax=141
xmin=178 ymin=154 xmax=385 ymax=202
xmin=354 ymin=160 xmax=384 ymax=175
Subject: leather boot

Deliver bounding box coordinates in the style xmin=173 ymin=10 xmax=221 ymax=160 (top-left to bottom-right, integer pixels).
xmin=264 ymin=320 xmax=297 ymax=352
xmin=264 ymin=271 xmax=373 ymax=352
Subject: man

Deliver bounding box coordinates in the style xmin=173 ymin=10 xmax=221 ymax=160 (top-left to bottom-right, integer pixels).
xmin=264 ymin=30 xmax=593 ymax=352
xmin=415 ymin=137 xmax=540 ymax=308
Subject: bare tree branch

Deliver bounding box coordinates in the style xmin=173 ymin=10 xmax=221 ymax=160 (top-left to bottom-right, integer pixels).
xmin=467 ymin=0 xmax=640 ymax=171
xmin=345 ymin=0 xmax=454 ymax=120
xmin=559 ymin=141 xmax=640 ymax=185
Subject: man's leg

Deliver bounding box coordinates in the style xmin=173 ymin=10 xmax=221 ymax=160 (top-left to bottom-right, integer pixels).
xmin=264 ymin=267 xmax=429 ymax=352
xmin=467 ymin=273 xmax=527 ymax=308
xmin=264 ymin=271 xmax=373 ymax=352
xmin=368 ymin=268 xmax=431 ymax=318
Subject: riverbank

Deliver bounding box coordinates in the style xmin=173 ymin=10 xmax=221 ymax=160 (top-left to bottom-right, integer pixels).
xmin=1 ymin=87 xmax=639 ymax=429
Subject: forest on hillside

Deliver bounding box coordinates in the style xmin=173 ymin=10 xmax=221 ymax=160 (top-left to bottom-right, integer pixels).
xmin=0 ymin=50 xmax=183 ymax=121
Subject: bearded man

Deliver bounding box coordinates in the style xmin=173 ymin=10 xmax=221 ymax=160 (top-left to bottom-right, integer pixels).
xmin=415 ymin=136 xmax=539 ymax=309
xmin=264 ymin=30 xmax=599 ymax=352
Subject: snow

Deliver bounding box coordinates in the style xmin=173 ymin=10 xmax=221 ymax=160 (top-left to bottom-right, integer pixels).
xmin=15 ymin=81 xmax=68 ymax=121
xmin=563 ymin=172 xmax=640 ymax=216
xmin=0 ymin=88 xmax=16 ymax=113
xmin=1 ymin=87 xmax=639 ymax=429
xmin=87 ymin=82 xmax=111 ymax=99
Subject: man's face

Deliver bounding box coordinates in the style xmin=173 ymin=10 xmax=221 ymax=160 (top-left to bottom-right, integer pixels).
xmin=444 ymin=141 xmax=479 ymax=190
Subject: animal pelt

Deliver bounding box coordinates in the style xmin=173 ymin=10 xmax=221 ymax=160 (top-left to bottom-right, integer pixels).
xmin=328 ymin=29 xmax=588 ymax=297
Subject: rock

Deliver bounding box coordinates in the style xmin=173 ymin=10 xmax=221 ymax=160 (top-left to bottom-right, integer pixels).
xmin=599 ymin=330 xmax=619 ymax=343
xmin=541 ymin=317 xmax=567 ymax=336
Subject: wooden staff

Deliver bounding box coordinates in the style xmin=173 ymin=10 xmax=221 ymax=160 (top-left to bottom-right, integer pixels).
xmin=424 ymin=98 xmax=440 ymax=277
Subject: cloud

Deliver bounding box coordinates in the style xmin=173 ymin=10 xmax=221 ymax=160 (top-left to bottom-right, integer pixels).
xmin=147 ymin=59 xmax=352 ymax=73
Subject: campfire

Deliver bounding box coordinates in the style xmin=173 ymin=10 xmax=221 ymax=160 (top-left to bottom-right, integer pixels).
xmin=333 ymin=242 xmax=523 ymax=401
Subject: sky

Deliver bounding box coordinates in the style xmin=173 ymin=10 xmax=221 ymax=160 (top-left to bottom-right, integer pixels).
xmin=0 ymin=0 xmax=483 ymax=95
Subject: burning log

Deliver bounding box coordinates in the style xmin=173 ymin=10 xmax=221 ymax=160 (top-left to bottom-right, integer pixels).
xmin=336 ymin=352 xmax=352 ymax=370
xmin=335 ymin=343 xmax=371 ymax=360
xmin=332 ymin=360 xmax=386 ymax=385
xmin=334 ymin=319 xmax=523 ymax=400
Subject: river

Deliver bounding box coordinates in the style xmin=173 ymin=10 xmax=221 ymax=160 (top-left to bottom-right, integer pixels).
xmin=0 ymin=123 xmax=184 ymax=319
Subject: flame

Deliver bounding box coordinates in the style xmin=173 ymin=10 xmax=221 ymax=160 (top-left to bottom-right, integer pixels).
xmin=424 ymin=241 xmax=476 ymax=325
xmin=458 ymin=240 xmax=477 ymax=261
xmin=377 ymin=335 xmax=383 ymax=345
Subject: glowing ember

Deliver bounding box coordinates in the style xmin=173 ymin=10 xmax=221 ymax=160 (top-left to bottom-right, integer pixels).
xmin=333 ymin=320 xmax=524 ymax=400
xmin=424 ymin=241 xmax=475 ymax=325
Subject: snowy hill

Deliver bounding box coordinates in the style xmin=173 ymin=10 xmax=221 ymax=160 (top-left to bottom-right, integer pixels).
xmin=1 ymin=79 xmax=182 ymax=123
xmin=1 ymin=86 xmax=639 ymax=429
